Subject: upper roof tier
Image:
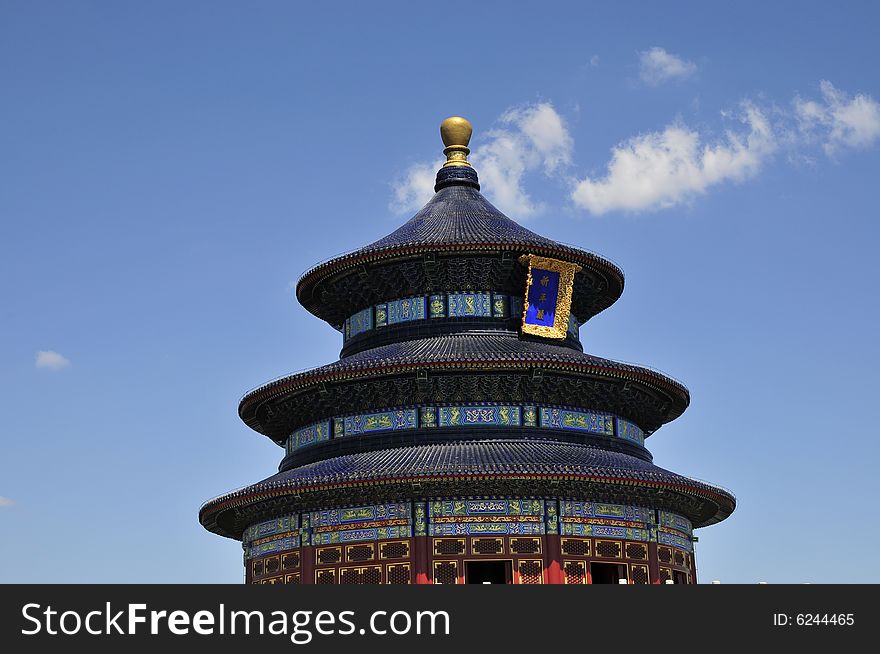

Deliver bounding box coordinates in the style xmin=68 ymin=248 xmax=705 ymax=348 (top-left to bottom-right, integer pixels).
xmin=296 ymin=118 xmax=625 ymax=329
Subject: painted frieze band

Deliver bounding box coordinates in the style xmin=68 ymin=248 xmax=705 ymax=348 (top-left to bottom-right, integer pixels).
xmin=437 ymin=405 xmax=521 ymax=427
xmin=658 ymin=510 xmax=694 ymax=552
xmin=343 ymin=409 xmax=418 ymax=436
xmin=541 ymin=408 xmax=614 ymax=436
xmin=286 ymin=405 xmax=646 ymax=454
xmin=243 ymin=499 xmax=693 ymax=561
xmin=243 ymin=515 xmax=302 ymax=559
xmin=343 ymin=291 xmax=579 ymax=342
xmin=286 ymin=421 xmax=331 ymax=454
xmin=428 ymin=499 xmax=545 ymax=536
xmin=560 ymin=501 xmax=654 ymax=542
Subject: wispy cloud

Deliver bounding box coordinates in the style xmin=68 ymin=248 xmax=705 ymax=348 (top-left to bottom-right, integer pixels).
xmin=476 ymin=103 xmax=573 ymax=218
xmin=0 ymin=497 xmax=14 ymax=508
xmin=391 ymin=103 xmax=573 ymax=219
xmin=794 ymin=80 xmax=880 ymax=156
xmin=574 ymin=80 xmax=880 ymax=214
xmin=638 ymin=47 xmax=697 ymax=86
xmin=572 ymin=103 xmax=775 ymax=214
xmin=392 ymin=80 xmax=879 ymax=217
xmin=589 ymin=55 xmax=600 ymax=68
xmin=389 ymin=159 xmax=444 ymax=215
xmin=35 ymin=350 xmax=71 ymax=370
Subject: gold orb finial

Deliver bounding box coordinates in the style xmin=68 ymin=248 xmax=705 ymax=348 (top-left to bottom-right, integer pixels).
xmin=440 ymin=116 xmax=473 ymax=167
xmin=441 ymin=116 xmax=472 ymax=148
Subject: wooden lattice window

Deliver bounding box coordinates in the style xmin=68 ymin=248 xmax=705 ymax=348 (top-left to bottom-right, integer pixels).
xmin=433 ymin=538 xmax=465 ymax=556
xmin=346 ymin=544 xmax=375 ymax=562
xmin=264 ymin=556 xmax=280 ymax=575
xmin=284 ymin=573 xmax=301 ymax=585
xmin=518 ymin=560 xmax=543 ymax=584
xmin=472 ymin=538 xmax=503 ymax=555
xmin=630 ymin=564 xmax=649 ymax=585
xmin=658 ymin=546 xmax=673 ymax=563
xmin=380 ymin=541 xmax=410 ymax=560
xmin=433 ymin=561 xmax=459 ymax=585
xmin=361 ymin=566 xmax=382 ymax=584
xmin=561 ymin=538 xmax=590 ymax=557
xmin=563 ymin=560 xmax=586 ymax=584
xmin=510 ymin=538 xmax=541 ymax=555
xmin=317 ymin=547 xmax=342 ymax=565
xmin=340 ymin=566 xmax=382 ymax=585
xmin=659 ymin=567 xmax=672 ymax=583
xmin=282 ymin=552 xmax=300 ymax=570
xmin=252 ymin=559 xmax=264 ymax=578
xmin=595 ymin=540 xmax=622 ymax=559
xmin=674 ymin=550 xmax=685 ymax=567
xmin=339 ymin=567 xmax=360 ymax=585
xmin=386 ymin=563 xmax=411 ymax=584
xmin=625 ymin=543 xmax=647 ymax=560
xmin=315 ymin=569 xmax=336 ymax=585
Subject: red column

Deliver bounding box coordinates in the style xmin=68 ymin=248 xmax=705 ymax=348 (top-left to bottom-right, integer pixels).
xmin=301 ymin=546 xmax=315 ymax=585
xmin=648 ymin=542 xmax=660 ymax=584
xmin=544 ymin=499 xmax=562 ymax=584
xmin=414 ymin=536 xmax=430 ymax=584
xmin=545 ymin=534 xmax=563 ymax=584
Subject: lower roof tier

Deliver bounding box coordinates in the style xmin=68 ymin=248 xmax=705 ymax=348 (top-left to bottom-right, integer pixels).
xmin=199 ymin=439 xmax=735 ymax=539
xmin=239 ymin=331 xmax=689 ymax=441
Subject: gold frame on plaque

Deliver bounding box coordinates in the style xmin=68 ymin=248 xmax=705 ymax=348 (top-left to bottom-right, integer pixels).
xmin=519 ymin=254 xmax=582 ymax=339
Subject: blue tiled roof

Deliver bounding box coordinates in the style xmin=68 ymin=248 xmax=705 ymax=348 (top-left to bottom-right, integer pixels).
xmin=364 ymin=185 xmax=566 ymax=250
xmin=295 ymin=183 xmax=625 ymax=322
xmin=200 ymin=439 xmax=735 ymax=530
xmin=333 ymin=332 xmax=679 ymax=376
xmin=239 ymin=332 xmax=689 ymax=425
xmin=245 ymin=440 xmax=713 ymax=489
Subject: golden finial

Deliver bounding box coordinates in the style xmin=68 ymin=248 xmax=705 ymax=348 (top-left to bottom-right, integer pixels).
xmin=440 ymin=116 xmax=473 ymax=167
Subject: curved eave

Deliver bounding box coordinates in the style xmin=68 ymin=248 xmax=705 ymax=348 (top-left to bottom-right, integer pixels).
xmin=295 ymin=240 xmax=625 ymax=326
xmin=200 ymin=471 xmax=734 ymax=540
xmin=238 ymin=355 xmax=689 ymax=439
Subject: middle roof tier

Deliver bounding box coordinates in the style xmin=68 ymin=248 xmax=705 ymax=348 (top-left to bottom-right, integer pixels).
xmin=239 ymin=331 xmax=689 ymax=444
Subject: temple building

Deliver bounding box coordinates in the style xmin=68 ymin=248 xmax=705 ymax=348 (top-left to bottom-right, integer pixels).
xmin=199 ymin=117 xmax=735 ymax=584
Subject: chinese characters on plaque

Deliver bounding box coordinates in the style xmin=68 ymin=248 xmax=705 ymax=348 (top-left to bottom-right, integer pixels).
xmin=519 ymin=254 xmax=581 ymax=339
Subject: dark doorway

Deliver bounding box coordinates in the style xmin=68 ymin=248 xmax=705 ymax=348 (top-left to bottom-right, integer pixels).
xmin=465 ymin=560 xmax=512 ymax=584
xmin=673 ymin=570 xmax=688 ymax=585
xmin=590 ymin=562 xmax=627 ymax=584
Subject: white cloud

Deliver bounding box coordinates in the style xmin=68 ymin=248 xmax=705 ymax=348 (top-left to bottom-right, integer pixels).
xmin=499 ymin=103 xmax=573 ymax=173
xmin=589 ymin=55 xmax=600 ymax=68
xmin=0 ymin=497 xmax=13 ymax=507
xmin=474 ymin=128 xmax=540 ymax=217
xmin=639 ymin=47 xmax=697 ymax=86
xmin=794 ymin=80 xmax=880 ymax=156
xmin=474 ymin=102 xmax=573 ymax=218
xmin=35 ymin=350 xmax=71 ymax=370
xmin=572 ymin=103 xmax=776 ymax=214
xmin=391 ymin=80 xmax=880 ymax=218
xmin=389 ymin=159 xmax=444 ymax=215
xmin=391 ymin=103 xmax=573 ymax=219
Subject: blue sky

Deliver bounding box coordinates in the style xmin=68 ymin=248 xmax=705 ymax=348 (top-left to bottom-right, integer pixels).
xmin=2 ymin=1 xmax=879 ymax=583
